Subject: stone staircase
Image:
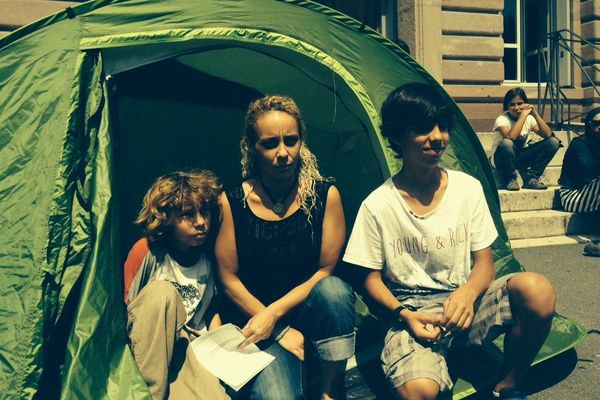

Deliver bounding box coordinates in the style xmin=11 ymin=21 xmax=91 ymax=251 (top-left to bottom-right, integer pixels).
xmin=476 ymin=130 xmax=599 ymax=248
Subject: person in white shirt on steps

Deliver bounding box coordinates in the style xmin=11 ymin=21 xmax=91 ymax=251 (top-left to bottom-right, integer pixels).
xmin=492 ymin=88 xmax=560 ymax=191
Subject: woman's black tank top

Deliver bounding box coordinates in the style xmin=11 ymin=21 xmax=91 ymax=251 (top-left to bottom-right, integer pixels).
xmin=223 ymin=180 xmax=331 ymax=324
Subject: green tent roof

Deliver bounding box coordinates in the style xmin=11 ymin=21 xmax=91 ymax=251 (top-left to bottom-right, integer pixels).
xmin=0 ymin=1 xmax=585 ymax=398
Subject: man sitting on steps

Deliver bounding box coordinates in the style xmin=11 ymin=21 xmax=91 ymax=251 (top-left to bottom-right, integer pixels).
xmin=492 ymin=88 xmax=560 ymax=191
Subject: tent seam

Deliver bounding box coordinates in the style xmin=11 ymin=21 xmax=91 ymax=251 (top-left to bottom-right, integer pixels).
xmin=16 ymin=21 xmax=85 ymax=398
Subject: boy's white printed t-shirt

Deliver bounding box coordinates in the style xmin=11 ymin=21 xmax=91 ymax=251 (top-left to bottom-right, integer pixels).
xmin=343 ymin=170 xmax=498 ymax=294
xmin=153 ymin=252 xmax=211 ymax=327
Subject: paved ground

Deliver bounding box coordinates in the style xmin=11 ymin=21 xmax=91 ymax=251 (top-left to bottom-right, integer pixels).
xmin=513 ymin=243 xmax=599 ymax=400
xmin=345 ymin=243 xmax=599 ymax=399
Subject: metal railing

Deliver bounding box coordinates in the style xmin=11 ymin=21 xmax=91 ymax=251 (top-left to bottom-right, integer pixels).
xmin=537 ymin=29 xmax=600 ymax=132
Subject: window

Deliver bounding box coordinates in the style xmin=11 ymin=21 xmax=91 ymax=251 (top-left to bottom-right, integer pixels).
xmin=314 ymin=0 xmax=397 ymax=39
xmin=379 ymin=0 xmax=398 ymax=40
xmin=503 ymin=0 xmax=570 ymax=84
xmin=523 ymin=0 xmax=549 ymax=82
xmin=503 ymin=1 xmax=519 ymax=81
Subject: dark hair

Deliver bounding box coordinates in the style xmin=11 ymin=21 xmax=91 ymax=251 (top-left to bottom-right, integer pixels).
xmin=381 ymin=82 xmax=453 ymax=158
xmin=393 ymin=38 xmax=410 ymax=54
xmin=502 ymin=87 xmax=528 ymax=111
xmin=584 ymin=107 xmax=600 ymax=136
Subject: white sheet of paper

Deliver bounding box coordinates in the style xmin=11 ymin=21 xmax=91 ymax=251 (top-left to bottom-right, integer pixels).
xmin=190 ymin=323 xmax=275 ymax=391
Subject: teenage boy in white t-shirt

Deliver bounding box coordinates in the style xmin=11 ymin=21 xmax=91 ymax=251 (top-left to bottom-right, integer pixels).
xmin=343 ymin=83 xmax=556 ymax=400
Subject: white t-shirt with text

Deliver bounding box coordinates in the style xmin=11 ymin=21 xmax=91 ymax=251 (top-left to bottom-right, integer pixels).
xmin=343 ymin=170 xmax=498 ymax=296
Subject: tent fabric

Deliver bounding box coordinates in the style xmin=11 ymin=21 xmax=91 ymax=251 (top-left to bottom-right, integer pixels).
xmin=0 ymin=1 xmax=586 ymax=399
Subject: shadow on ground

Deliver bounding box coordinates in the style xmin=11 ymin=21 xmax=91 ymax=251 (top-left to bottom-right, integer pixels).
xmin=345 ymin=347 xmax=579 ymax=399
xmin=465 ymin=348 xmax=578 ymax=399
xmin=524 ymin=349 xmax=579 ymax=394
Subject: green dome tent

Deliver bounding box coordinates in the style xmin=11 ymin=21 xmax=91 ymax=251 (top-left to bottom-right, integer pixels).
xmin=0 ymin=0 xmax=586 ymax=398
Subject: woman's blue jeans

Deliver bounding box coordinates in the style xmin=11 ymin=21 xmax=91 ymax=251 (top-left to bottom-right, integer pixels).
xmin=241 ymin=276 xmax=356 ymax=400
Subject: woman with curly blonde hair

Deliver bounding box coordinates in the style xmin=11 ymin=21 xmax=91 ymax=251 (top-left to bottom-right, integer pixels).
xmin=240 ymin=95 xmax=329 ymax=224
xmin=124 ymin=170 xmax=229 ymax=400
xmin=216 ymin=95 xmax=355 ymax=399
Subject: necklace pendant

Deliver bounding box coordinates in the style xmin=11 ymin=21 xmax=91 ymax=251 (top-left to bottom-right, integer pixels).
xmin=273 ymin=202 xmax=286 ymax=215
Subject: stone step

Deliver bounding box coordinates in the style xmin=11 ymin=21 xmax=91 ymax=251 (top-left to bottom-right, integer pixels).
xmin=498 ymin=186 xmax=561 ymax=212
xmin=477 ymin=131 xmax=571 ymax=190
xmin=494 ymin=166 xmax=562 ymax=187
xmin=476 ymin=130 xmax=573 ymax=154
xmin=476 ymin=131 xmax=572 ymax=167
xmin=502 ymin=209 xmax=599 ymax=240
xmin=477 ymin=131 xmax=579 ymax=148
xmin=510 ymin=233 xmax=600 ymax=249
xmin=477 ymin=130 xmax=598 ymax=242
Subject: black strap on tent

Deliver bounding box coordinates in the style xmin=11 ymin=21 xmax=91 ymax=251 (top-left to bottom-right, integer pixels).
xmin=65 ymin=7 xmax=76 ymax=19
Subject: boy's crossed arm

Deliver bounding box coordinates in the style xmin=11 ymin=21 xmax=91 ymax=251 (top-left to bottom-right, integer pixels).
xmin=441 ymin=246 xmax=495 ymax=332
xmin=363 ymin=270 xmax=442 ymax=342
xmin=360 ymin=246 xmax=495 ymax=341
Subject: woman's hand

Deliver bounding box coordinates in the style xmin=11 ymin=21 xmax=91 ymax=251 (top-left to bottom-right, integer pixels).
xmin=278 ymin=327 xmax=305 ymax=361
xmin=239 ymin=308 xmax=278 ymax=349
xmin=403 ymin=311 xmax=443 ymax=343
xmin=208 ymin=313 xmax=222 ymax=331
xmin=184 ymin=326 xmax=204 ymax=338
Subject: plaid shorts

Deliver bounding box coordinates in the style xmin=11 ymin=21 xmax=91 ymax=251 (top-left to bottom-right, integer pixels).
xmin=381 ymin=273 xmax=517 ymax=393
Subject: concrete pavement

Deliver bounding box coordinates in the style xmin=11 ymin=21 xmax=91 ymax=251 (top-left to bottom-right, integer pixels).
xmin=513 ymin=243 xmax=599 ymax=400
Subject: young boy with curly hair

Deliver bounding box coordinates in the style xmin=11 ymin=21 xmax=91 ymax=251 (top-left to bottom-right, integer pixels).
xmin=124 ymin=171 xmax=229 ymax=400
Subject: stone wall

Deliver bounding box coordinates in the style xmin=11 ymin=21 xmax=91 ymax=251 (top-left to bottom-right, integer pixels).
xmin=441 ymin=0 xmax=504 ymax=85
xmin=581 ymin=0 xmax=600 ymax=110
xmin=441 ymin=0 xmax=585 ymax=131
xmin=441 ymin=0 xmax=505 ymax=131
xmin=0 ymin=0 xmax=81 ymax=38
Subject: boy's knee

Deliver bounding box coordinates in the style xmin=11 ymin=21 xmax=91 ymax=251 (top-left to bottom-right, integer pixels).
xmin=497 ymin=138 xmax=515 ymax=151
xmin=397 ymin=378 xmax=440 ymax=400
xmin=546 ymin=135 xmax=560 ymax=151
xmin=508 ymin=272 xmax=556 ymax=319
xmin=142 ymin=280 xmax=180 ymax=303
xmin=131 ymin=281 xmax=186 ymax=317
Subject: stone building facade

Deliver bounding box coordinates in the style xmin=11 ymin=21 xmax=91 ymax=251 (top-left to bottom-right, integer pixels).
xmin=2 ymin=0 xmax=600 ymax=131
xmin=320 ymin=0 xmax=600 ymax=131
xmin=337 ymin=0 xmax=600 ymax=131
